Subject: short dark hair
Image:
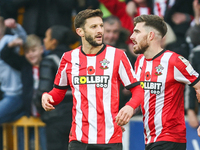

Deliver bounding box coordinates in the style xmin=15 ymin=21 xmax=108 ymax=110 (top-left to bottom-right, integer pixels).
xmin=50 ymin=25 xmax=77 ymax=45
xmin=74 ymin=9 xmax=103 ymax=29
xmin=103 ymin=15 xmax=121 ymax=26
xmin=134 ymin=14 xmax=167 ymax=38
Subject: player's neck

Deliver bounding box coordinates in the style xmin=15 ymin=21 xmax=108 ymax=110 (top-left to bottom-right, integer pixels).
xmin=82 ymin=43 xmax=104 ymax=54
xmin=144 ymin=46 xmax=163 ymax=59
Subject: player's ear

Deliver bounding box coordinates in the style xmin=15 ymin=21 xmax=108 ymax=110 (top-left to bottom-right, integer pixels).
xmin=76 ymin=28 xmax=84 ymax=37
xmin=148 ymin=31 xmax=155 ymax=41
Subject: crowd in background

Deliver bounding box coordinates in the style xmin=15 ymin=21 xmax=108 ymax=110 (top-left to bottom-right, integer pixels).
xmin=0 ymin=0 xmax=200 ymax=149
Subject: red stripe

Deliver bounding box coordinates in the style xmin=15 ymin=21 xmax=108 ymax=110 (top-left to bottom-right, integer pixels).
xmin=156 ymin=3 xmax=162 ymax=17
xmin=110 ymin=49 xmax=123 ymax=143
xmin=121 ymin=51 xmax=136 ymax=83
xmin=136 ymin=7 xmax=140 ymax=17
xmin=148 ymin=8 xmax=151 ymax=15
xmin=148 ymin=58 xmax=160 ymax=143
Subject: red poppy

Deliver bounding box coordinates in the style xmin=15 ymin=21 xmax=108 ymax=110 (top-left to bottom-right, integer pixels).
xmin=145 ymin=71 xmax=151 ymax=80
xmin=87 ymin=66 xmax=95 ymax=75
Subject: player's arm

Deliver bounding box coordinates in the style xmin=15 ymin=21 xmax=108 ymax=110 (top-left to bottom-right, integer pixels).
xmin=193 ymin=80 xmax=200 ymax=103
xmin=41 ymin=52 xmax=69 ymax=111
xmin=116 ymin=51 xmax=144 ymax=126
xmin=197 ymin=126 xmax=200 ymax=137
xmin=42 ymin=87 xmax=67 ymax=111
xmin=116 ymin=84 xmax=144 ymax=126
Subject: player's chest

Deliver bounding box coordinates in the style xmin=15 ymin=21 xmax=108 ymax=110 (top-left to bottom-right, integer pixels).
xmin=136 ymin=60 xmax=170 ymax=95
xmin=69 ymin=56 xmax=116 ymax=76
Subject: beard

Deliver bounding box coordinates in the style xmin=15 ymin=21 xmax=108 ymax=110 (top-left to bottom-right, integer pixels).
xmin=133 ymin=35 xmax=149 ymax=54
xmin=85 ymin=32 xmax=102 ymax=47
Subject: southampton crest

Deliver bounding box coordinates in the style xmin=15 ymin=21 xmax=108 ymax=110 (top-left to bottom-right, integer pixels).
xmin=100 ymin=59 xmax=110 ymax=69
xmin=155 ymin=64 xmax=164 ymax=76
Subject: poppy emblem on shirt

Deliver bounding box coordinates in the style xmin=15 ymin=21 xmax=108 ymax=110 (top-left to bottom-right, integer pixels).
xmin=155 ymin=64 xmax=164 ymax=76
xmin=100 ymin=59 xmax=110 ymax=69
xmin=87 ymin=66 xmax=95 ymax=75
xmin=145 ymin=71 xmax=151 ymax=80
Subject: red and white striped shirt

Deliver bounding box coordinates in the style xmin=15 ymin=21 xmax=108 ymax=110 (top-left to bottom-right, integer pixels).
xmin=134 ymin=50 xmax=199 ymax=144
xmin=52 ymin=45 xmax=140 ymax=144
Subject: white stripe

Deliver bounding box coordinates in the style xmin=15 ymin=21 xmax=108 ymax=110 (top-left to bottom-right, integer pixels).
xmin=87 ymin=56 xmax=97 ymax=143
xmin=118 ymin=60 xmax=131 ymax=86
xmin=154 ymin=52 xmax=172 ymax=142
xmin=192 ymin=139 xmax=200 ymax=150
xmin=118 ymin=52 xmax=135 ymax=86
xmin=59 ymin=63 xmax=68 ymax=86
xmin=139 ymin=7 xmax=149 ymax=15
xmin=72 ymin=49 xmax=83 ymax=141
xmin=174 ymin=67 xmax=191 ymax=84
xmin=135 ymin=56 xmax=145 ymax=81
xmin=103 ymin=47 xmax=115 ymax=143
xmin=184 ymin=85 xmax=190 ymax=110
xmin=144 ymin=61 xmax=152 ymax=144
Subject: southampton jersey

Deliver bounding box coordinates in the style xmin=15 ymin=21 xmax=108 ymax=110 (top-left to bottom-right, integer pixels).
xmin=53 ymin=45 xmax=138 ymax=144
xmin=134 ymin=50 xmax=200 ymax=144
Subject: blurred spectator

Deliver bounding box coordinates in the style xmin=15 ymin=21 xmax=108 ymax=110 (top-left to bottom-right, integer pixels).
xmin=190 ymin=0 xmax=200 ymax=26
xmin=0 ymin=0 xmax=100 ymax=40
xmin=0 ymin=17 xmax=27 ymax=150
xmin=164 ymin=0 xmax=194 ymax=59
xmin=99 ymin=0 xmax=166 ymax=60
xmin=125 ymin=0 xmax=166 ymax=18
xmin=1 ymin=34 xmax=47 ymax=150
xmin=103 ymin=15 xmax=136 ymax=109
xmin=185 ymin=23 xmax=200 ymax=128
xmin=34 ymin=25 xmax=77 ymax=150
xmin=99 ymin=0 xmax=134 ymax=36
xmin=75 ymin=0 xmax=100 ymax=13
xmin=103 ymin=16 xmax=130 ymax=53
xmin=161 ymin=23 xmax=177 ymax=50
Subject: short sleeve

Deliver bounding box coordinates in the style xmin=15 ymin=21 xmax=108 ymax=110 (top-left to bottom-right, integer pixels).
xmin=173 ymin=55 xmax=199 ymax=86
xmin=118 ymin=51 xmax=138 ymax=87
xmin=54 ymin=53 xmax=69 ymax=89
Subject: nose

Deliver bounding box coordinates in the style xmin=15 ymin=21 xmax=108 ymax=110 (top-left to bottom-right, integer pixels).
xmin=97 ymin=25 xmax=104 ymax=33
xmin=130 ymin=32 xmax=135 ymax=41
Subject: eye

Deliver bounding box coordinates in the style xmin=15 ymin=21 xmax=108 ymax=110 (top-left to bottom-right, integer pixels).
xmin=91 ymin=25 xmax=96 ymax=28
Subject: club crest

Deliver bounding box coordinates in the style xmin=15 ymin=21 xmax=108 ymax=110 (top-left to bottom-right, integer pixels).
xmin=155 ymin=64 xmax=164 ymax=76
xmin=100 ymin=59 xmax=110 ymax=69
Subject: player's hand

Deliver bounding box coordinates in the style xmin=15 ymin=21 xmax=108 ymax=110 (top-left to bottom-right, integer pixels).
xmin=4 ymin=18 xmax=17 ymax=28
xmin=8 ymin=38 xmax=23 ymax=47
xmin=41 ymin=93 xmax=55 ymax=111
xmin=187 ymin=109 xmax=199 ymax=128
xmin=196 ymin=88 xmax=200 ymax=103
xmin=115 ymin=105 xmax=134 ymax=126
xmin=197 ymin=126 xmax=200 ymax=137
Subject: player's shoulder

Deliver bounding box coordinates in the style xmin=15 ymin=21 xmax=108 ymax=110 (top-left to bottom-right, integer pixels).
xmin=105 ymin=44 xmax=125 ymax=54
xmin=62 ymin=46 xmax=80 ymax=57
xmin=163 ymin=49 xmax=181 ymax=60
xmin=165 ymin=49 xmax=179 ymax=57
xmin=165 ymin=49 xmax=189 ymax=64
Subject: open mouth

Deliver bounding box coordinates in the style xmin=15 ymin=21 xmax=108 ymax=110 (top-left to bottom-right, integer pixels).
xmin=132 ymin=41 xmax=137 ymax=45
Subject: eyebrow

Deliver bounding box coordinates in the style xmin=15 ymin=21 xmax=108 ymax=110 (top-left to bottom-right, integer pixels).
xmin=133 ymin=29 xmax=140 ymax=32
